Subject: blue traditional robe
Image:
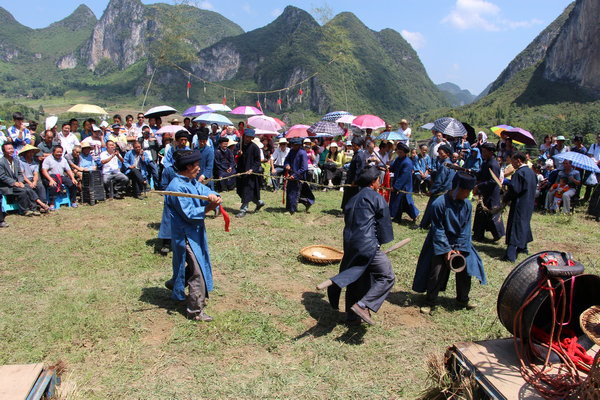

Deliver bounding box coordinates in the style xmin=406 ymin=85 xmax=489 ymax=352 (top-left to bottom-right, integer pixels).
xmin=341 ymin=149 xmax=368 ymax=209
xmin=473 ymin=156 xmax=505 ymax=240
xmin=328 ymin=187 xmax=394 ymax=310
xmin=420 ymin=158 xmax=456 ymax=228
xmin=463 ymin=148 xmax=482 ymax=173
xmin=284 ymin=147 xmax=314 ymax=212
xmin=165 ymin=174 xmax=219 ymax=301
xmin=158 ymin=166 xmax=177 ymax=240
xmin=389 ymin=154 xmax=419 ymax=221
xmin=196 ymin=144 xmax=215 ymax=189
xmin=413 ymin=192 xmax=486 ymax=293
xmin=123 ymin=150 xmax=149 ymax=179
xmin=504 ymin=165 xmax=537 ymax=249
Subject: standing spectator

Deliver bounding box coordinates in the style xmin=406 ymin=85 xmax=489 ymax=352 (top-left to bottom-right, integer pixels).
xmin=41 ymin=145 xmax=78 ymax=209
xmin=539 ymin=134 xmax=553 ymax=157
xmin=472 ymin=131 xmax=488 ymax=149
xmin=100 ymin=140 xmax=129 ymax=199
xmin=428 ymin=131 xmax=446 ymax=161
xmin=18 ymin=144 xmax=47 ymax=204
xmin=389 ymin=142 xmax=419 ymax=224
xmin=502 ymin=151 xmax=537 ymax=262
xmin=82 ymin=124 xmax=105 ymax=161
xmin=341 ymin=136 xmax=368 ymax=210
xmin=283 ymin=137 xmax=314 ymax=214
xmin=195 ymin=131 xmax=214 ymax=187
xmin=69 ymin=118 xmax=79 ymax=137
xmin=134 ymin=113 xmax=146 ymax=137
xmin=124 ymin=115 xmax=138 ymax=151
xmin=420 ymin=144 xmax=455 ymax=229
xmin=124 ymin=141 xmax=149 ymax=200
xmin=28 ymin=121 xmax=40 ymax=146
xmin=270 ymin=138 xmax=290 ymax=191
xmin=6 ymin=112 xmax=31 ymax=153
xmin=473 ymin=142 xmax=505 ymax=242
xmin=304 ymin=138 xmax=320 ymax=184
xmin=137 ymin=125 xmax=160 ymax=188
xmin=57 ymin=122 xmax=80 ymax=155
xmin=549 ymin=136 xmax=569 ymax=169
xmin=214 ymin=136 xmax=236 ymax=191
xmin=413 ymin=144 xmax=432 ymax=194
xmin=80 ymin=118 xmax=94 ymax=141
xmin=235 ymin=129 xmax=265 ymax=218
xmin=108 ymin=123 xmax=128 ymax=154
xmin=0 ymin=143 xmax=46 ymax=215
xmin=398 ymin=119 xmax=412 ymax=145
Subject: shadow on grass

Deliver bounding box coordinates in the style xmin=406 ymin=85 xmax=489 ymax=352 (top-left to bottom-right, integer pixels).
xmin=138 ymin=286 xmax=186 ymax=317
xmin=294 ymin=291 xmax=367 ymax=345
xmin=386 ymin=290 xmax=423 ymax=308
xmin=473 ymin=242 xmax=506 ymax=259
xmin=145 ymin=238 xmax=164 ymax=254
xmin=147 ymin=222 xmax=161 ymax=230
xmin=321 ymin=209 xmax=343 ymax=217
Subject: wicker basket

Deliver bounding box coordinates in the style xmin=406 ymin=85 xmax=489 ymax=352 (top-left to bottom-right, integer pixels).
xmin=572 ymin=306 xmax=600 ymax=400
xmin=300 ymin=245 xmax=343 ymax=264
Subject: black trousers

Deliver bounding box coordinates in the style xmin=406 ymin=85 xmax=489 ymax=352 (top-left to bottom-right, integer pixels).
xmin=44 ymin=174 xmax=76 ymax=204
xmin=128 ymin=168 xmax=146 ymax=196
xmin=6 ymin=187 xmax=37 ymax=213
xmin=426 ymin=254 xmax=471 ymax=304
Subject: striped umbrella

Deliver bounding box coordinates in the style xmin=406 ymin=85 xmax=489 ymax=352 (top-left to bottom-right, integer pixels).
xmin=432 ymin=117 xmax=467 ymax=138
xmin=307 ymin=121 xmax=345 ymax=136
xmin=230 ymin=106 xmax=263 ymax=116
xmin=322 ymin=111 xmax=353 ymax=122
xmin=335 ymin=114 xmax=356 ymax=124
xmin=553 ymin=151 xmax=600 ymax=173
xmin=490 ymin=124 xmax=514 ymax=137
xmin=182 ymin=105 xmax=214 ymax=117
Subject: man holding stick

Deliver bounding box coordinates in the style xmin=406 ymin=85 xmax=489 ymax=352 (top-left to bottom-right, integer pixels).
xmin=164 ymin=150 xmax=222 ymax=321
xmin=473 ymin=142 xmax=505 ymax=242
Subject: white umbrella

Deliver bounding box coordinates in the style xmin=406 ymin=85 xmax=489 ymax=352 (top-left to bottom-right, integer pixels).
xmin=144 ymin=105 xmax=177 ymax=119
xmin=207 ymin=103 xmax=232 ymax=112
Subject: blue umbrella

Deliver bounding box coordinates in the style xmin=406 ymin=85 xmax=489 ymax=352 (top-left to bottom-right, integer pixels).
xmin=553 ymin=151 xmax=600 ymax=173
xmin=193 ymin=113 xmax=233 ymax=126
xmin=376 ymin=130 xmax=409 ymax=141
xmin=321 ymin=111 xmax=352 ymax=122
xmin=307 ymin=120 xmax=345 ymax=136
xmin=420 ymin=122 xmax=434 ymax=130
xmin=432 ymin=117 xmax=467 ymax=138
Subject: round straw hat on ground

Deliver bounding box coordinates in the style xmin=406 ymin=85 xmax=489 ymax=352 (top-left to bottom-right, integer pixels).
xmin=581 ymin=305 xmax=600 ymax=346
xmin=300 ymin=245 xmax=343 ymax=264
xmin=573 ymin=305 xmax=600 ymax=400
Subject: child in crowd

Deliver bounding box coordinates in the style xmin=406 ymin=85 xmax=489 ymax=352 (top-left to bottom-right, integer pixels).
xmin=549 ymin=176 xmax=569 ymax=212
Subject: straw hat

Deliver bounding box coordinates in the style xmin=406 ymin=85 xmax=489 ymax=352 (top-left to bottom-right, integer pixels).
xmin=252 ymin=137 xmax=264 ymax=149
xmin=18 ymin=144 xmax=39 ymax=155
xmin=278 ymin=138 xmax=288 ymax=144
xmin=580 ymin=305 xmax=600 ymax=346
xmin=81 ymin=142 xmax=92 ymax=149
xmin=227 ymin=138 xmax=237 ymax=147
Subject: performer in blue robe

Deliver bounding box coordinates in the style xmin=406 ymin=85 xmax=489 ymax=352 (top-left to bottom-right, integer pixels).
xmin=389 ymin=142 xmax=419 ymax=223
xmin=502 ymin=151 xmax=537 ymax=262
xmin=157 ymin=164 xmax=178 ymax=255
xmin=321 ymin=166 xmax=395 ymax=326
xmin=413 ymin=173 xmax=486 ymax=314
xmin=340 ymin=136 xmax=368 ymax=210
xmin=284 ymin=137 xmax=314 ymax=214
xmin=235 ymin=129 xmax=264 ymax=218
xmin=419 ymin=144 xmax=456 ymax=229
xmin=473 ymin=142 xmax=505 ymax=241
xmin=463 ymin=147 xmax=482 ymax=173
xmin=165 ymin=150 xmax=221 ymax=321
xmin=213 ymin=137 xmax=236 ymax=191
xmin=161 ymin=130 xmax=190 ymax=187
xmin=194 ymin=130 xmax=215 ymax=189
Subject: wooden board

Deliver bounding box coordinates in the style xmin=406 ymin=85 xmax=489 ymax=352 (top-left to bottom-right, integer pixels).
xmin=450 ymin=339 xmax=598 ymax=399
xmin=0 ymin=364 xmax=43 ymax=400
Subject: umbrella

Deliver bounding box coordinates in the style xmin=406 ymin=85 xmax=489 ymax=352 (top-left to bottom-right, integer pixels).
xmin=335 ymin=114 xmax=356 ymax=124
xmin=307 ymin=121 xmax=345 ymax=136
xmin=420 ymin=122 xmax=434 ymax=130
xmin=376 ymin=131 xmax=409 ymax=141
xmin=253 ymin=129 xmax=279 ymax=136
xmin=503 ymin=127 xmax=536 ymax=146
xmin=462 ymin=122 xmax=476 ymax=144
xmin=351 ymin=114 xmax=386 ymax=130
xmin=322 ymin=111 xmax=352 ymax=122
xmin=272 ymin=117 xmax=286 ymax=127
xmin=490 ymin=124 xmax=514 ymax=137
xmin=156 ymin=125 xmax=190 ymax=135
xmin=432 ymin=117 xmax=467 ymax=138
xmin=207 ymin=103 xmax=232 ymax=112
xmin=67 ymin=104 xmax=107 ymax=114
xmin=182 ymin=105 xmax=214 ymax=117
xmin=144 ymin=105 xmax=177 ymax=119
xmin=193 ymin=113 xmax=233 ymax=126
xmin=230 ymin=106 xmax=263 ymax=116
xmin=285 ymin=124 xmax=311 ymax=138
xmin=247 ymin=115 xmax=282 ymax=132
xmin=553 ymin=151 xmax=600 ymax=173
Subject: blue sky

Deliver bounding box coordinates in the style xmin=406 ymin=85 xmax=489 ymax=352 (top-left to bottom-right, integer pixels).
xmin=2 ymin=0 xmax=573 ymax=94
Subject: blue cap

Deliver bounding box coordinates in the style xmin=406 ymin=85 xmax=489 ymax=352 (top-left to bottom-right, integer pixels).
xmin=244 ymin=128 xmax=256 ymax=137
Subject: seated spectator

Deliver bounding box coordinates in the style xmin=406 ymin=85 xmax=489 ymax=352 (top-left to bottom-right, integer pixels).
xmin=81 ymin=124 xmax=105 ymax=162
xmin=544 ymin=159 xmax=580 ymax=214
xmin=40 ymin=145 xmax=78 ymax=209
xmin=548 ymin=176 xmax=570 ymax=212
xmin=1 ymin=143 xmax=47 ymax=215
xmin=304 ymin=138 xmax=320 ymax=184
xmin=19 ymin=144 xmax=47 ymax=204
xmin=321 ymin=142 xmax=344 ymax=190
xmin=214 ymin=136 xmax=236 ymax=191
xmin=36 ymin=130 xmax=55 ymax=162
xmin=79 ymin=143 xmax=96 ymax=171
xmin=100 ymin=140 xmax=129 ymax=199
xmin=124 ymin=141 xmax=149 ymax=200
xmin=65 ymin=145 xmax=86 ymax=184
xmin=6 ymin=112 xmax=32 ymax=153
xmin=57 ymin=122 xmax=80 ymax=155
xmin=107 ymin=123 xmax=128 ymax=154
xmin=413 ymin=144 xmax=432 ymax=194
xmin=270 ymin=138 xmax=289 ymax=190
xmin=137 ymin=125 xmax=160 ymax=187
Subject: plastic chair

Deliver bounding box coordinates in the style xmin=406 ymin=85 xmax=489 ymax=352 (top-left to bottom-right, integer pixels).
xmin=46 ymin=188 xmax=72 ymax=209
xmin=1 ymin=195 xmax=20 ymax=212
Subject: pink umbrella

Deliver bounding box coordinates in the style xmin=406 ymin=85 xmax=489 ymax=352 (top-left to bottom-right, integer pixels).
xmin=247 ymin=115 xmax=282 ymax=132
xmin=285 ymin=124 xmax=311 ymax=138
xmin=351 ymin=114 xmax=385 ymax=130
xmin=253 ymin=129 xmax=279 ymax=136
xmin=335 ymin=114 xmax=356 ymax=124
xmin=156 ymin=125 xmax=190 ymax=135
xmin=272 ymin=117 xmax=286 ymax=127
xmin=230 ymin=106 xmax=263 ymax=116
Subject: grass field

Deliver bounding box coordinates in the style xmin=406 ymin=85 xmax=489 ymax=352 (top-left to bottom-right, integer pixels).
xmin=1 ymin=188 xmax=599 ymax=399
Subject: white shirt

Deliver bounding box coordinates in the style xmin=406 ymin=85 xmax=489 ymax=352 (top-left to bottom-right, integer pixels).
xmin=588 ymin=142 xmax=600 ymax=161
xmin=58 ymin=132 xmax=80 ymax=154
xmin=100 ymin=151 xmax=120 ymax=174
xmin=271 ymin=146 xmax=290 ymax=166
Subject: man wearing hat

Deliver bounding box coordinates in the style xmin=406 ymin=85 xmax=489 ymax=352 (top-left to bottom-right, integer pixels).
xmin=214 ymin=136 xmax=236 ymax=191
xmin=194 ymin=130 xmax=214 ymax=189
xmin=6 ymin=112 xmax=32 ymax=153
xmin=283 ymin=137 xmax=314 ymax=214
xmin=473 ymin=142 xmax=505 ymax=242
xmin=18 ymin=144 xmax=48 ymax=205
xmin=414 ymin=172 xmax=486 ymax=314
xmin=0 ymin=143 xmax=47 ymax=215
xmin=419 ymin=143 xmax=456 ymax=229
xmin=270 ymin=138 xmax=290 ymax=191
xmin=164 ymin=149 xmax=222 ymax=321
xmin=319 ymin=165 xmax=395 ymax=326
xmin=389 ymin=142 xmax=419 ymax=224
xmin=235 ymin=129 xmax=265 ymax=218
xmin=549 ymin=136 xmax=569 ymax=170
xmin=398 ymin=119 xmax=411 ymax=146
xmin=341 ymin=136 xmax=369 ymax=209
xmin=502 ymin=151 xmax=537 ymax=262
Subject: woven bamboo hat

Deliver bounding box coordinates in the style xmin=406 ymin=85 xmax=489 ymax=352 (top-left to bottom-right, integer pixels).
xmin=580 ymin=305 xmax=600 ymax=346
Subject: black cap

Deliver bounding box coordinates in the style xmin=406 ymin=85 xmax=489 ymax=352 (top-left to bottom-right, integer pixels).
xmin=453 ymin=172 xmax=477 ymax=190
xmin=289 ymin=137 xmax=303 ymax=145
xmin=175 ymin=130 xmax=190 ymax=141
xmin=197 ymin=130 xmax=209 ymax=141
xmin=356 ymin=166 xmax=380 ymax=187
xmin=481 ymin=142 xmax=496 ymax=152
xmin=351 ymin=136 xmax=364 ymax=147
xmin=218 ymin=136 xmax=229 ymax=144
xmin=396 ymin=142 xmax=409 ymax=153
xmin=438 ymin=144 xmax=452 ymax=156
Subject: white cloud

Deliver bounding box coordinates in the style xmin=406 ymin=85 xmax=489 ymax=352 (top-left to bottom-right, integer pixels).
xmin=271 ymin=8 xmax=282 ymax=18
xmin=198 ymin=1 xmax=214 ymax=10
xmin=242 ymin=3 xmax=252 ymax=14
xmin=401 ymin=30 xmax=426 ymax=50
xmin=442 ymin=0 xmax=542 ymax=31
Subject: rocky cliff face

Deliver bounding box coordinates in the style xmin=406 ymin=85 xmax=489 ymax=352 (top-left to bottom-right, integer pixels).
xmin=542 ymin=0 xmax=600 ymax=96
xmin=487 ymin=2 xmax=575 ymax=94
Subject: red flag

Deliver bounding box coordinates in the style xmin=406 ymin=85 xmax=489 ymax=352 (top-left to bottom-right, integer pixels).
xmin=219 ymin=204 xmax=230 ymax=232
xmin=299 ymin=89 xmax=303 ymax=95
xmin=257 ymin=100 xmax=261 ymax=109
xmin=277 ymin=98 xmax=282 ymax=104
xmin=379 ymin=169 xmax=391 ymax=203
xmin=223 ymin=96 xmax=226 ymax=105
xmin=186 ymin=80 xmax=191 ymax=99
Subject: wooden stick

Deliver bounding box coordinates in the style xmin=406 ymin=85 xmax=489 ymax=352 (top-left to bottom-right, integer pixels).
xmin=153 ymin=190 xmax=209 ymax=201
